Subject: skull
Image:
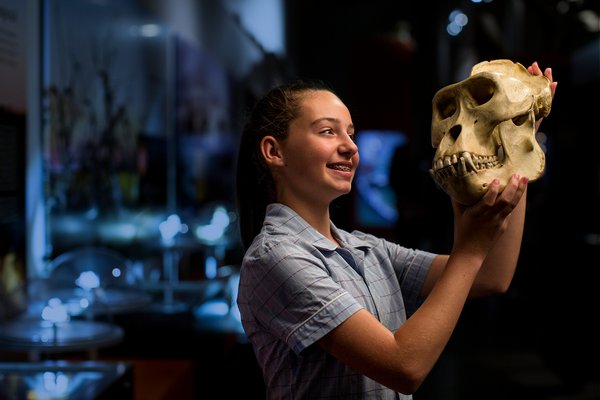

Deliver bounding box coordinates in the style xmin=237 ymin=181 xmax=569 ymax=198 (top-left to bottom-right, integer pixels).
xmin=429 ymin=59 xmax=553 ymax=205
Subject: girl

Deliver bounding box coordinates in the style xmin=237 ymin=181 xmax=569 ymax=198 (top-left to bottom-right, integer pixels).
xmin=235 ymin=63 xmax=556 ymax=399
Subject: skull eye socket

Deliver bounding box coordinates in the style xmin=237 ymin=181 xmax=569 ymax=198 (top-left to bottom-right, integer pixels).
xmin=466 ymin=76 xmax=496 ymax=106
xmin=435 ymin=95 xmax=457 ymax=120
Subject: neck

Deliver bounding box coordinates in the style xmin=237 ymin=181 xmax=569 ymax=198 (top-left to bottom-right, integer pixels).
xmin=280 ymin=200 xmax=338 ymax=245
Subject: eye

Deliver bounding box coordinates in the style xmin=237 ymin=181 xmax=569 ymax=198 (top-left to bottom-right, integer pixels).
xmin=320 ymin=128 xmax=334 ymax=135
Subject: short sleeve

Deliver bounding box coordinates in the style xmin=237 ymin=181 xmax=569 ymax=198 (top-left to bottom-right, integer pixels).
xmin=239 ymin=239 xmax=363 ymax=354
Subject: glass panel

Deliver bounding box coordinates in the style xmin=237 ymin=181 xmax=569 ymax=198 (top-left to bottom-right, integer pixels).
xmin=41 ymin=0 xmax=170 ymax=257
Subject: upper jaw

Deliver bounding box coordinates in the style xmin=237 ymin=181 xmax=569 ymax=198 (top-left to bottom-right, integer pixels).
xmin=430 ymin=146 xmax=505 ymax=180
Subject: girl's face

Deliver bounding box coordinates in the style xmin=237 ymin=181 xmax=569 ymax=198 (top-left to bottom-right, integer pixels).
xmin=272 ymin=90 xmax=359 ymax=209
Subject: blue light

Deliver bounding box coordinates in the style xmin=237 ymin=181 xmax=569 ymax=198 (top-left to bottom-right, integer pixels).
xmin=447 ymin=9 xmax=468 ymax=36
xmin=75 ymin=271 xmax=100 ymax=289
xmin=41 ymin=298 xmax=69 ymax=323
xmin=195 ymin=206 xmax=232 ymax=242
xmin=196 ymin=299 xmax=229 ymax=317
xmin=159 ymin=214 xmax=187 ymax=243
xmin=205 ymin=256 xmax=217 ymax=279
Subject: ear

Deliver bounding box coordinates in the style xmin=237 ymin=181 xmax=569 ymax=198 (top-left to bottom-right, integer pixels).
xmin=260 ymin=136 xmax=285 ymax=167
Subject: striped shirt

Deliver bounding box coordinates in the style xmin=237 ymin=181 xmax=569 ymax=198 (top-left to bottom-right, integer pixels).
xmin=238 ymin=203 xmax=436 ymax=399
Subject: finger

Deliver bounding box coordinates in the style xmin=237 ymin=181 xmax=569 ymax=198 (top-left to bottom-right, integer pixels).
xmin=481 ymin=178 xmax=500 ymax=206
xmin=498 ymin=173 xmax=520 ymax=202
xmin=528 ymin=61 xmax=542 ymax=76
xmin=507 ymin=175 xmax=528 ymax=201
xmin=502 ymin=175 xmax=528 ymax=214
xmin=517 ymin=176 xmax=529 ymax=196
xmin=493 ymin=176 xmax=519 ymax=217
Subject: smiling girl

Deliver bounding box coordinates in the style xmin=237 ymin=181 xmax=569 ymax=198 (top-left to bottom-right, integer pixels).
xmin=235 ymin=65 xmax=555 ymax=399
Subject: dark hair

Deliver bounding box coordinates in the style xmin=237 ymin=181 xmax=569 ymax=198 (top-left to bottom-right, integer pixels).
xmin=235 ymin=79 xmax=335 ymax=250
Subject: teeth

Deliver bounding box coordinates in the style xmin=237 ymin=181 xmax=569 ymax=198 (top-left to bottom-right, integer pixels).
xmin=458 ymin=157 xmax=467 ymax=176
xmin=432 ymin=148 xmax=502 ymax=179
xmin=330 ymin=164 xmax=351 ymax=171
xmin=462 ymin=152 xmax=477 ymax=173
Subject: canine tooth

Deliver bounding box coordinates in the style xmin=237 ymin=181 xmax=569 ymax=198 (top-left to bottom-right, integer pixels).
xmin=458 ymin=158 xmax=467 ymax=176
xmin=462 ymin=152 xmax=477 ymax=172
xmin=444 ymin=156 xmax=452 ymax=167
xmin=437 ymin=159 xmax=444 ymax=169
xmin=451 ymin=154 xmax=458 ymax=165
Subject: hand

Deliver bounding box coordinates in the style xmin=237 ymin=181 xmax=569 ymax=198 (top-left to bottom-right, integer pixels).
xmin=451 ymin=173 xmax=528 ymax=258
xmin=527 ymin=61 xmax=557 ymax=131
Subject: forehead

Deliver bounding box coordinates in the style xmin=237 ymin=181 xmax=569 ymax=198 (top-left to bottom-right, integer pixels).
xmin=297 ymin=90 xmax=350 ymax=119
xmin=299 ymin=90 xmax=348 ymax=113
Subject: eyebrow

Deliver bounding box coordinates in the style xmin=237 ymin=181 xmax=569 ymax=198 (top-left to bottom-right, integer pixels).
xmin=311 ymin=117 xmax=355 ymax=131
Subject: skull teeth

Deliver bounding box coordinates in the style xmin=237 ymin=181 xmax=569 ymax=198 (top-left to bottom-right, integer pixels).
xmin=430 ymin=149 xmax=504 ymax=179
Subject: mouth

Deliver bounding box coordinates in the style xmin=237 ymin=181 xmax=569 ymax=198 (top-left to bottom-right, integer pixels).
xmin=327 ymin=162 xmax=353 ymax=172
xmin=430 ymin=145 xmax=505 ymax=181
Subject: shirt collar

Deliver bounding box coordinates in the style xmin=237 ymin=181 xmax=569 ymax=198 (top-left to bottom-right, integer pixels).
xmin=264 ymin=203 xmax=372 ymax=252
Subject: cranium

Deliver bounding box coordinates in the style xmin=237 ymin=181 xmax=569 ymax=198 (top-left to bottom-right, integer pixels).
xmin=429 ymin=59 xmax=553 ymax=205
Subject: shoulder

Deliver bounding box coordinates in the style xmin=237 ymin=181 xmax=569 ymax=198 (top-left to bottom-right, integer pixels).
xmin=241 ymin=231 xmax=325 ymax=281
xmin=338 ymin=228 xmax=396 ymax=253
xmin=341 ymin=228 xmax=438 ymax=267
xmin=246 ymin=230 xmax=315 ymax=260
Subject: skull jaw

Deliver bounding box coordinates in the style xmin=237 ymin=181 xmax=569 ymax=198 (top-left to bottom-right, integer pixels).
xmin=431 ymin=169 xmax=501 ymax=206
xmin=431 ymin=149 xmax=546 ymax=206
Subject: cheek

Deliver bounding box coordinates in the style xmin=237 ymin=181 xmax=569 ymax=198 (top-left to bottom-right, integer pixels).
xmin=302 ymin=146 xmax=332 ymax=164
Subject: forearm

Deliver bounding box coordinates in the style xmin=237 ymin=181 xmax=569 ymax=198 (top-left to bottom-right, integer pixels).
xmin=471 ymin=188 xmax=527 ymax=296
xmin=389 ymin=250 xmax=484 ymax=390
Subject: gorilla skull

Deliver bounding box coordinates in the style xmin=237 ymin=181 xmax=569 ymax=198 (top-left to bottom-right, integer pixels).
xmin=430 ymin=59 xmax=553 ymax=205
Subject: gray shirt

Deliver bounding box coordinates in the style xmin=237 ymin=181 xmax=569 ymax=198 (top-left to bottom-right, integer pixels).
xmin=238 ymin=203 xmax=436 ymax=399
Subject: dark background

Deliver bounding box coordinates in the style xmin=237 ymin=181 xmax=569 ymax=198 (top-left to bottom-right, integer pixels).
xmin=285 ymin=1 xmax=600 ymax=398
xmin=1 ymin=0 xmax=598 ymax=399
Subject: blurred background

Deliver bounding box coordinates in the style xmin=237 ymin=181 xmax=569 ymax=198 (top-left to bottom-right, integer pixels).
xmin=0 ymin=0 xmax=598 ymax=399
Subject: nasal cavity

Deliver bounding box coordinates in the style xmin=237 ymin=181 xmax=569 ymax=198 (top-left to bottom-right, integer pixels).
xmin=449 ymin=125 xmax=462 ymax=141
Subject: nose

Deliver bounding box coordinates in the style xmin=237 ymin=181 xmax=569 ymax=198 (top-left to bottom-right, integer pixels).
xmin=339 ymin=133 xmax=358 ymax=156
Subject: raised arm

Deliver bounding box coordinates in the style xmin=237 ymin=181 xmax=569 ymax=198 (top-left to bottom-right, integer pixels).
xmin=317 ymin=61 xmax=557 ymax=395
xmin=459 ymin=174 xmax=528 ymax=296
xmin=319 ymin=174 xmax=525 ymax=394
xmin=468 ymin=61 xmax=557 ymax=296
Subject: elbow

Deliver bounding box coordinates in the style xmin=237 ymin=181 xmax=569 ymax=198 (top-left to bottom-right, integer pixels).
xmin=494 ymin=280 xmax=511 ymax=295
xmin=471 ymin=278 xmax=512 ymax=297
xmin=398 ymin=375 xmax=427 ymax=395
xmin=487 ymin=278 xmax=512 ymax=295
xmin=386 ymin=364 xmax=430 ymax=395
